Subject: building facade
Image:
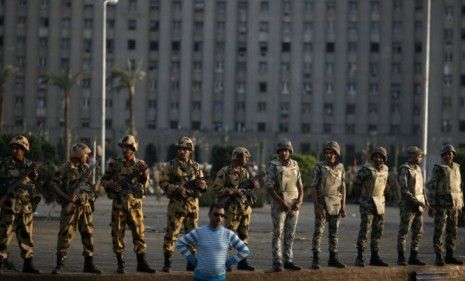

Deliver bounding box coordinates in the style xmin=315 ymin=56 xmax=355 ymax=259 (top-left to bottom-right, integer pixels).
xmin=0 ymin=0 xmax=464 ymax=167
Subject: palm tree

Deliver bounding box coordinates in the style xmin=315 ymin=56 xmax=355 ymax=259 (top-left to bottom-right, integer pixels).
xmin=0 ymin=65 xmax=19 ymax=133
xmin=47 ymin=69 xmax=82 ymax=160
xmin=109 ymin=59 xmax=146 ymax=136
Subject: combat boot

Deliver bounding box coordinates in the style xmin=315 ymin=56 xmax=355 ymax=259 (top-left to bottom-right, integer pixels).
xmin=83 ymin=256 xmax=102 ymax=274
xmin=4 ymin=258 xmax=18 ymax=272
xmin=328 ymin=252 xmax=346 ymax=268
xmin=397 ymin=250 xmax=407 ymax=266
xmin=355 ymin=249 xmax=365 ymax=267
xmin=369 ymin=252 xmax=389 ymax=266
xmin=445 ymin=250 xmax=463 ymax=265
xmin=311 ymin=251 xmax=320 ymax=269
xmin=408 ymin=250 xmax=425 ymax=266
xmin=435 ymin=253 xmax=445 ymax=266
xmin=162 ymin=252 xmax=171 ymax=272
xmin=237 ymin=258 xmax=255 ymax=271
xmin=284 ymin=262 xmax=301 ymax=271
xmin=23 ymin=257 xmax=41 ymax=274
xmin=136 ymin=252 xmax=156 ymax=273
xmin=116 ymin=253 xmax=125 ymax=273
xmin=52 ymin=256 xmax=65 ymax=274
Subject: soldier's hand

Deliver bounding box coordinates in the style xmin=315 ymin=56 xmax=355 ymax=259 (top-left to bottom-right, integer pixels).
xmin=281 ymin=202 xmax=292 ymax=213
xmin=92 ymin=183 xmax=100 ymax=193
xmin=178 ymin=186 xmax=191 ymax=200
xmin=428 ymin=205 xmax=437 ymax=217
xmin=233 ymin=187 xmax=244 ymax=197
xmin=251 ymin=178 xmax=259 ymax=189
xmin=292 ymin=199 xmax=302 ymax=211
xmin=68 ymin=194 xmax=78 ymax=203
xmin=315 ymin=207 xmax=325 ymax=219
xmin=340 ymin=207 xmax=346 ymax=218
xmin=196 ymin=179 xmax=207 ymax=191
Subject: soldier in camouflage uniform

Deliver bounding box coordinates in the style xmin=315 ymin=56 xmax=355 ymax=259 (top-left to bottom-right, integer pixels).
xmin=50 ymin=143 xmax=101 ymax=274
xmin=101 ymin=135 xmax=155 ymax=274
xmin=311 ymin=141 xmax=346 ymax=269
xmin=396 ymin=146 xmax=429 ymax=266
xmin=353 ymin=147 xmax=389 ymax=267
xmin=0 ymin=135 xmax=41 ymax=273
xmin=428 ymin=144 xmax=463 ymax=266
xmin=212 ymin=147 xmax=257 ymax=271
xmin=160 ymin=137 xmax=207 ymax=272
xmin=266 ymin=140 xmax=303 ymax=272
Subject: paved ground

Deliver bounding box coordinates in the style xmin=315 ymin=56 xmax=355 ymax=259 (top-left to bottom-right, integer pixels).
xmin=3 ymin=196 xmax=465 ymax=274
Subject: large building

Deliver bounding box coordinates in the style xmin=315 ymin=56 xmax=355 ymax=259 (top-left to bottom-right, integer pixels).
xmin=0 ymin=0 xmax=464 ymax=167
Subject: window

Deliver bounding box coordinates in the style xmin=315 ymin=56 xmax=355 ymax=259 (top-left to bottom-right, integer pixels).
xmin=370 ymin=42 xmax=379 ymax=53
xmin=326 ymin=42 xmax=335 ymax=53
xmin=259 ymin=82 xmax=267 ymax=93
xmin=260 ymin=1 xmax=269 ymax=12
xmin=279 ymin=123 xmax=289 ymax=133
xmin=259 ymin=21 xmax=268 ymax=33
xmin=257 ymin=122 xmax=266 ymax=132
xmin=282 ymin=42 xmax=291 ymax=52
xmin=324 ymin=103 xmax=333 ymax=116
xmin=301 ymin=123 xmax=311 ymax=133
xmin=128 ymin=19 xmax=136 ymax=30
xmin=257 ymin=102 xmax=267 ymax=112
xmin=149 ymin=20 xmax=159 ymax=31
xmin=191 ymin=121 xmax=201 ymax=130
xmin=259 ymin=42 xmax=268 ymax=56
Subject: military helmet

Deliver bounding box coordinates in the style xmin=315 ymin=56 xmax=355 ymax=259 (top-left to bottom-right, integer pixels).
xmin=176 ymin=137 xmax=194 ymax=151
xmin=70 ymin=143 xmax=91 ymax=159
xmin=9 ymin=135 xmax=30 ymax=151
xmin=324 ymin=141 xmax=341 ymax=156
xmin=276 ymin=139 xmax=294 ymax=154
xmin=405 ymin=146 xmax=423 ymax=159
xmin=441 ymin=144 xmax=456 ymax=156
xmin=118 ymin=135 xmax=139 ymax=151
xmin=371 ymin=146 xmax=387 ymax=162
xmin=232 ymin=147 xmax=250 ymax=161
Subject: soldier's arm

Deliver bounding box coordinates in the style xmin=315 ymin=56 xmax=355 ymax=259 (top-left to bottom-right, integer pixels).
xmin=351 ymin=168 xmax=367 ymax=200
xmin=50 ymin=167 xmax=72 ymax=202
xmin=398 ymin=167 xmax=421 ymax=206
xmin=159 ymin=164 xmax=180 ymax=197
xmin=212 ymin=169 xmax=233 ymax=198
xmin=340 ymin=168 xmax=346 ymax=215
xmin=427 ymin=166 xmax=444 ymax=207
xmin=293 ymin=167 xmax=304 ymax=211
xmin=101 ymin=160 xmax=116 ymax=192
xmin=265 ymin=164 xmax=290 ymax=211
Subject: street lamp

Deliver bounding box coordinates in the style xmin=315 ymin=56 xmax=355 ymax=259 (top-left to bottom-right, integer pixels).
xmin=101 ymin=0 xmax=118 ymax=176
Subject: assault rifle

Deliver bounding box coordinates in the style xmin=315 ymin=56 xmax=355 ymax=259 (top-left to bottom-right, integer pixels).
xmin=0 ymin=162 xmax=40 ymax=208
xmin=220 ymin=172 xmax=265 ymax=206
xmin=110 ymin=162 xmax=148 ymax=198
xmin=63 ymin=164 xmax=96 ymax=213
xmin=183 ymin=177 xmax=206 ymax=198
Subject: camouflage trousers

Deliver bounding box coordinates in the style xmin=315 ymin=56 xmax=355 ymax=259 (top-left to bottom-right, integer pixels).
xmin=433 ymin=207 xmax=458 ymax=254
xmin=397 ymin=207 xmax=423 ymax=253
xmin=163 ymin=201 xmax=199 ymax=255
xmin=225 ymin=206 xmax=252 ymax=244
xmin=56 ymin=202 xmax=94 ymax=258
xmin=0 ymin=207 xmax=34 ymax=260
xmin=271 ymin=201 xmax=299 ymax=267
xmin=111 ymin=197 xmax=146 ymax=254
xmin=356 ymin=204 xmax=384 ymax=253
xmin=312 ymin=209 xmax=340 ymax=253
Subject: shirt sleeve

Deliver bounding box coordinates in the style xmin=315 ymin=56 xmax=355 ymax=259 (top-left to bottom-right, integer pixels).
xmin=265 ymin=163 xmax=277 ymax=189
xmin=428 ymin=165 xmax=444 ymax=205
xmin=310 ymin=164 xmax=321 ymax=190
xmin=212 ymin=168 xmax=232 ymax=198
xmin=176 ymin=229 xmax=198 ymax=266
xmin=226 ymin=230 xmax=250 ymax=267
xmin=159 ymin=163 xmax=180 ymax=197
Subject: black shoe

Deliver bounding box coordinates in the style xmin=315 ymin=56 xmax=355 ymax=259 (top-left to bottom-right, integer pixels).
xmin=237 ymin=258 xmax=255 ymax=271
xmin=136 ymin=253 xmax=156 ymax=273
xmin=397 ymin=251 xmax=407 ymax=266
xmin=273 ymin=266 xmax=283 ymax=272
xmin=445 ymin=254 xmax=463 ymax=265
xmin=435 ymin=254 xmax=445 ymax=266
xmin=23 ymin=257 xmax=41 ymax=274
xmin=4 ymin=259 xmax=18 ymax=272
xmin=83 ymin=256 xmax=102 ymax=274
xmin=328 ymin=252 xmax=346 ymax=268
xmin=52 ymin=256 xmax=65 ymax=274
xmin=408 ymin=251 xmax=425 ymax=266
xmin=369 ymin=255 xmax=389 ymax=267
xmin=284 ymin=262 xmax=301 ymax=270
xmin=312 ymin=252 xmax=320 ymax=269
xmin=162 ymin=252 xmax=171 ymax=273
xmin=355 ymin=254 xmax=365 ymax=267
xmin=116 ymin=253 xmax=125 ymax=274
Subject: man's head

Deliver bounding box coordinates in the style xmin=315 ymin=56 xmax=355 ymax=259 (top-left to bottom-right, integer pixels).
xmin=405 ymin=146 xmax=423 ymax=166
xmin=118 ymin=135 xmax=138 ymax=160
xmin=231 ymin=147 xmax=250 ymax=167
xmin=276 ymin=139 xmax=293 ymax=162
xmin=323 ymin=141 xmax=340 ymax=164
xmin=9 ymin=135 xmax=29 ymax=161
xmin=371 ymin=146 xmax=387 ymax=168
xmin=441 ymin=144 xmax=456 ymax=165
xmin=208 ymin=203 xmax=225 ymax=228
xmin=176 ymin=137 xmax=194 ymax=161
xmin=71 ymin=143 xmax=91 ymax=164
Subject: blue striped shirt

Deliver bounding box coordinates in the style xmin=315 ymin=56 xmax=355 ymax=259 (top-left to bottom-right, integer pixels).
xmin=176 ymin=225 xmax=250 ymax=279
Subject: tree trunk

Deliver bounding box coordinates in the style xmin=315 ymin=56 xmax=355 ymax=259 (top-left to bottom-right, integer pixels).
xmin=64 ymin=92 xmax=71 ymax=160
xmin=129 ymin=84 xmax=136 ymax=136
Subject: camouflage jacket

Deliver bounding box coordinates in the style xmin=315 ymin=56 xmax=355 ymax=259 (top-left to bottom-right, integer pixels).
xmin=52 ymin=161 xmax=93 ymax=204
xmin=0 ymin=156 xmax=38 ymax=212
xmin=310 ymin=161 xmax=345 ymax=208
xmin=101 ymin=157 xmax=149 ymax=200
xmin=352 ymin=164 xmax=388 ymax=212
xmin=212 ymin=165 xmax=252 ymax=214
xmin=398 ymin=163 xmax=427 ymax=209
xmin=159 ymin=158 xmax=204 ymax=211
xmin=428 ymin=162 xmax=462 ymax=208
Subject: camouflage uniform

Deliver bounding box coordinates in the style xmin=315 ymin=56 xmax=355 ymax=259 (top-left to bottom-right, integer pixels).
xmin=266 ymin=158 xmax=302 ymax=269
xmin=353 ymin=160 xmax=389 ymax=266
xmin=159 ymin=157 xmax=204 ymax=264
xmin=429 ymin=156 xmax=463 ymax=264
xmin=311 ymin=162 xmax=345 ymax=254
xmin=212 ymin=166 xmax=252 ymax=243
xmin=0 ymin=135 xmax=40 ymax=273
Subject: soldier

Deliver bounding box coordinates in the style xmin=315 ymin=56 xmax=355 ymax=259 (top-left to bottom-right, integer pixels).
xmin=50 ymin=143 xmax=101 ymax=274
xmin=428 ymin=144 xmax=463 ymax=266
xmin=159 ymin=137 xmax=207 ymax=272
xmin=212 ymin=147 xmax=257 ymax=271
xmin=353 ymin=147 xmax=389 ymax=267
xmin=396 ymin=146 xmax=430 ymax=266
xmin=266 ymin=140 xmax=303 ymax=272
xmin=101 ymin=135 xmax=155 ymax=273
xmin=311 ymin=141 xmax=346 ymax=269
xmin=0 ymin=135 xmax=41 ymax=273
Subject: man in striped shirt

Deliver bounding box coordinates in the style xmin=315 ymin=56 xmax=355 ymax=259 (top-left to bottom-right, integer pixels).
xmin=176 ymin=203 xmax=250 ymax=281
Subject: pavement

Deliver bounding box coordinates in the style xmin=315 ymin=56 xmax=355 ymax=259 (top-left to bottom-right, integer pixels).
xmin=1 ymin=196 xmax=465 ymax=280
